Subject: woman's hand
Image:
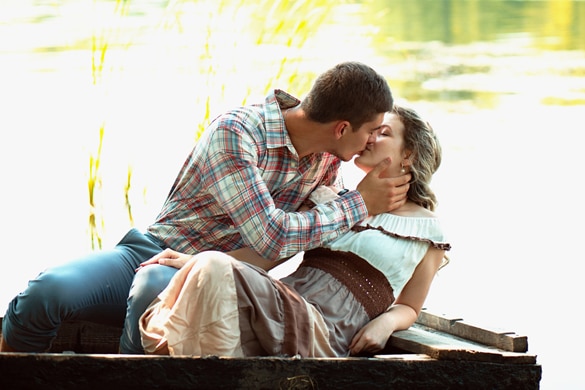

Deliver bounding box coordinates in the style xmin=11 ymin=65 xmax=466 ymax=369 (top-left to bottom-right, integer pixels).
xmin=349 ymin=246 xmax=445 ymax=356
xmin=136 ymin=248 xmax=193 ymax=271
xmin=348 ymin=314 xmax=393 ymax=356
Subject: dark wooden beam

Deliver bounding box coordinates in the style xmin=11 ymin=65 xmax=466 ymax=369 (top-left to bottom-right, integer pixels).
xmin=0 ymin=353 xmax=542 ymax=390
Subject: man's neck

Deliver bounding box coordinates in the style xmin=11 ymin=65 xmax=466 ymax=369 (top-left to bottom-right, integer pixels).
xmin=284 ymin=107 xmax=334 ymax=159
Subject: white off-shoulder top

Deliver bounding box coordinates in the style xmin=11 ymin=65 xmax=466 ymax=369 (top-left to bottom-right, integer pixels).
xmin=309 ymin=186 xmax=451 ymax=297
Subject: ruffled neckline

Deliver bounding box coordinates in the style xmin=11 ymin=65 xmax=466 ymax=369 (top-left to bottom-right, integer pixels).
xmin=352 ymin=213 xmax=451 ymax=251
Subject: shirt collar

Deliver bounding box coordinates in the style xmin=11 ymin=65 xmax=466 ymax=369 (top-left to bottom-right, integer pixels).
xmin=264 ymin=89 xmax=300 ymax=150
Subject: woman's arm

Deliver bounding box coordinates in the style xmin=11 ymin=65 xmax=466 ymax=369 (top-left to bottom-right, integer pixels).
xmin=226 ymin=248 xmax=289 ymax=271
xmin=348 ymin=246 xmax=445 ymax=355
xmin=138 ymin=247 xmax=289 ymax=272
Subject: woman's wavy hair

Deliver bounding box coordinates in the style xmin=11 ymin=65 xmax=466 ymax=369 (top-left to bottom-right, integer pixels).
xmin=393 ymin=105 xmax=442 ymax=212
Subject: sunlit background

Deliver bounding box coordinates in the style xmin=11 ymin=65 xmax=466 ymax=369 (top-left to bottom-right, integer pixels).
xmin=1 ymin=1 xmax=584 ymax=388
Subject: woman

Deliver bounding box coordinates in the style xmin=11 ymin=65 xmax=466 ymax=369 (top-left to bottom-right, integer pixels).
xmin=139 ymin=105 xmax=451 ymax=357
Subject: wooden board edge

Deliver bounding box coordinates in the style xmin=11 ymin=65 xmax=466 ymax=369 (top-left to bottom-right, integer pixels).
xmin=416 ymin=310 xmax=528 ymax=352
xmin=390 ymin=327 xmax=536 ymax=365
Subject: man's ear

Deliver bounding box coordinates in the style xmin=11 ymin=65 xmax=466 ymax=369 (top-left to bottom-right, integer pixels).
xmin=335 ymin=121 xmax=349 ymax=139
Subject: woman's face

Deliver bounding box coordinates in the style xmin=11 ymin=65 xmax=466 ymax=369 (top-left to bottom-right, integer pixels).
xmin=354 ymin=112 xmax=408 ymax=177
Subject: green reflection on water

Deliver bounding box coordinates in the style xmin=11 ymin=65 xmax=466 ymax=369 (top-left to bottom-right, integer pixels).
xmin=394 ymin=79 xmax=502 ymax=108
xmin=367 ymin=0 xmax=585 ymax=50
xmin=358 ymin=0 xmax=585 ymax=106
xmin=2 ymin=0 xmax=584 ymax=110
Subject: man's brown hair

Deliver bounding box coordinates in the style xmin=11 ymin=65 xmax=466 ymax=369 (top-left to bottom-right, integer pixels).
xmin=301 ymin=62 xmax=393 ymax=130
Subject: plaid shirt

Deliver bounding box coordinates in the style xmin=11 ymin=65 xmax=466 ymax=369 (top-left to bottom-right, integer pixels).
xmin=147 ymin=89 xmax=368 ymax=260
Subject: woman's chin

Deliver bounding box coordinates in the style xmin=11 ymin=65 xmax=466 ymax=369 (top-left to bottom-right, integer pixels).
xmin=354 ymin=156 xmax=374 ymax=170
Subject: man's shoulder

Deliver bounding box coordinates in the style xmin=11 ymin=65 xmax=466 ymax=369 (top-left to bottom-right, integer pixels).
xmin=209 ymin=105 xmax=266 ymax=135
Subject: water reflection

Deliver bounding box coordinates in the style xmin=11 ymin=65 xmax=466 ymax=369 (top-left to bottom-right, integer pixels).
xmin=368 ymin=0 xmax=585 ymax=50
xmin=358 ymin=0 xmax=585 ymax=105
xmin=2 ymin=0 xmax=584 ymax=109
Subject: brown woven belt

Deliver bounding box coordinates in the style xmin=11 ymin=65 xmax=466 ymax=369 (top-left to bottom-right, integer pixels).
xmin=300 ymin=247 xmax=395 ymax=319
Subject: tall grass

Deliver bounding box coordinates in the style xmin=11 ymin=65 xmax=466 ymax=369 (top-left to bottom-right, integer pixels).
xmin=86 ymin=0 xmax=341 ymax=246
xmin=160 ymin=0 xmax=341 ymax=140
xmin=88 ymin=0 xmax=132 ymax=249
xmin=88 ymin=124 xmax=105 ymax=250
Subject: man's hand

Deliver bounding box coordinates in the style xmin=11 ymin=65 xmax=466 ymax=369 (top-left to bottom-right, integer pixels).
xmin=356 ymin=158 xmax=411 ymax=215
xmin=136 ymin=248 xmax=193 ymax=271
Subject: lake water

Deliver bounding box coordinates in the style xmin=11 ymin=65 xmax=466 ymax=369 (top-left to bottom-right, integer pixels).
xmin=1 ymin=1 xmax=584 ymax=388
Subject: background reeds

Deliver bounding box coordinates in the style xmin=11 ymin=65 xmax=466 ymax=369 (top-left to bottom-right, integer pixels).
xmin=85 ymin=0 xmax=340 ymax=248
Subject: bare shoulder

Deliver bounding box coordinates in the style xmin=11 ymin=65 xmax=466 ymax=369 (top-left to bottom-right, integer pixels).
xmin=411 ymin=206 xmax=437 ymax=218
xmin=391 ymin=201 xmax=437 ymax=218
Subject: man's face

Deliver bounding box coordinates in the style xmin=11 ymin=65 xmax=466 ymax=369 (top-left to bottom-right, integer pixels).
xmin=333 ymin=113 xmax=385 ymax=162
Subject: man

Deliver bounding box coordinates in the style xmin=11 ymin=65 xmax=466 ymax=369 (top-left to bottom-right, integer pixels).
xmin=1 ymin=62 xmax=410 ymax=354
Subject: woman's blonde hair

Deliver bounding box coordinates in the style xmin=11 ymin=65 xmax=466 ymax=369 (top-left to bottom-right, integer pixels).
xmin=394 ymin=105 xmax=450 ymax=269
xmin=393 ymin=105 xmax=442 ymax=211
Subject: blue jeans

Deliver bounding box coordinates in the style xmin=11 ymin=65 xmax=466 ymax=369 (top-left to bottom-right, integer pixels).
xmin=2 ymin=228 xmax=178 ymax=353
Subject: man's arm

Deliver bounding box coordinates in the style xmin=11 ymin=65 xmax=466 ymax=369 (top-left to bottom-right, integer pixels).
xmin=204 ymin=124 xmax=367 ymax=261
xmin=203 ymin=122 xmax=410 ymax=261
xmin=138 ymin=247 xmax=289 ymax=271
xmin=227 ymin=248 xmax=289 ymax=270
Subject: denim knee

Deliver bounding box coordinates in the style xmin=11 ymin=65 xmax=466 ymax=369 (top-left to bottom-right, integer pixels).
xmin=2 ymin=270 xmax=79 ymax=351
xmin=119 ymin=264 xmax=177 ymax=354
xmin=128 ymin=265 xmax=178 ymax=309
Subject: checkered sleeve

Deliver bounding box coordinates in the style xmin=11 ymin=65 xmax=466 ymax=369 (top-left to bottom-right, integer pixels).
xmin=203 ymin=116 xmax=367 ymax=261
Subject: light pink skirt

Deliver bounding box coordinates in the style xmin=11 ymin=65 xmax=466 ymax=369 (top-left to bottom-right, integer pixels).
xmin=139 ymin=251 xmax=369 ymax=357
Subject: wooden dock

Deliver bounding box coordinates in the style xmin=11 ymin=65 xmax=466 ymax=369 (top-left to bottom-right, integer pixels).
xmin=0 ymin=310 xmax=541 ymax=389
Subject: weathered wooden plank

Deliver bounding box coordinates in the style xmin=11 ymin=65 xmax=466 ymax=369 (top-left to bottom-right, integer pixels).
xmin=0 ymin=353 xmax=542 ymax=390
xmin=0 ymin=315 xmax=541 ymax=389
xmin=415 ymin=310 xmax=528 ymax=352
xmin=0 ymin=313 xmax=532 ymax=359
xmin=51 ymin=320 xmax=122 ymax=354
xmin=0 ymin=318 xmax=122 ymax=354
xmin=389 ymin=324 xmax=537 ymax=364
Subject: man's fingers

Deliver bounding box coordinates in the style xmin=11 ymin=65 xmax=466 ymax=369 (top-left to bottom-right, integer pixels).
xmin=138 ymin=248 xmax=174 ymax=268
xmin=356 ymin=166 xmax=412 ymax=215
xmin=158 ymin=257 xmax=178 ymax=267
xmin=392 ymin=172 xmax=412 ymax=187
xmin=139 ymin=257 xmax=160 ymax=267
xmin=367 ymin=158 xmax=391 ymax=177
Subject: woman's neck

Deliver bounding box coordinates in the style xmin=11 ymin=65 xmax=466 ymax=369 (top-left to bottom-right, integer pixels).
xmin=388 ymin=201 xmax=435 ymax=218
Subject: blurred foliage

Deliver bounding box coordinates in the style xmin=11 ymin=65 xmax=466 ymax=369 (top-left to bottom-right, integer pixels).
xmin=85 ymin=0 xmax=343 ymax=246
xmin=81 ymin=0 xmax=584 ymax=247
xmin=88 ymin=0 xmax=132 ymax=249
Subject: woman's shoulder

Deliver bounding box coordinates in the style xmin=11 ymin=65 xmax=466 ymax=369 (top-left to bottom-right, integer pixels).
xmin=358 ymin=203 xmax=450 ymax=250
xmin=388 ymin=201 xmax=436 ymax=218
